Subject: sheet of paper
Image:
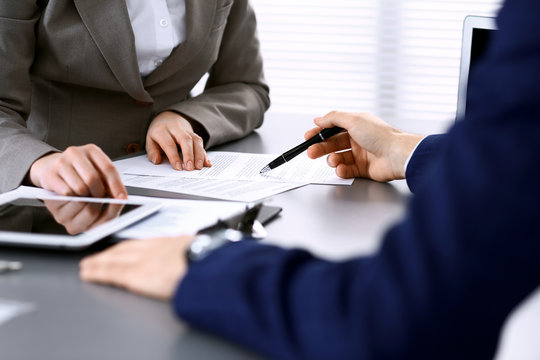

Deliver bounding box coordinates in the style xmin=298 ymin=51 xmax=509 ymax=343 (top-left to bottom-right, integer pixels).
xmin=121 ymin=173 xmax=305 ymax=202
xmin=0 ymin=299 xmax=34 ymax=327
xmin=115 ymin=152 xmax=353 ymax=186
xmin=115 ymin=200 xmax=248 ymax=239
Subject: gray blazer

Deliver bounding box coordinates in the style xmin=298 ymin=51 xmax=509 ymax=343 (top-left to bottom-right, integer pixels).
xmin=0 ymin=0 xmax=269 ymax=192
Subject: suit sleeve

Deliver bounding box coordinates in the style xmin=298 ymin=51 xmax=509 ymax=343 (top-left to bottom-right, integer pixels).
xmin=166 ymin=0 xmax=270 ymax=148
xmin=173 ymin=0 xmax=540 ymax=359
xmin=405 ymin=134 xmax=447 ymax=193
xmin=0 ymin=2 xmax=58 ymax=193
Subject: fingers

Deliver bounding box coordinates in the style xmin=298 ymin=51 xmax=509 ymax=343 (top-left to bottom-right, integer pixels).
xmin=173 ymin=131 xmax=196 ymax=171
xmin=54 ymin=161 xmax=93 ymax=197
xmin=33 ymin=146 xmax=127 ymax=199
xmin=145 ymin=138 xmax=163 ymax=165
xmin=59 ymin=146 xmax=120 ymax=198
xmin=189 ymin=133 xmax=206 ymax=170
xmin=150 ymin=131 xmax=184 ymax=170
xmin=314 ymin=111 xmax=359 ymax=131
xmin=335 ymin=163 xmax=362 ymax=179
xmin=170 ymin=128 xmax=207 ymax=170
xmin=44 ymin=173 xmax=74 ymax=197
xmin=307 ymin=132 xmax=351 ymax=159
xmin=78 ymin=145 xmax=126 ymax=199
xmin=146 ymin=112 xmax=211 ymax=171
xmin=204 ymin=154 xmax=212 ymax=167
xmin=79 ymin=241 xmax=138 ymax=287
xmin=327 ymin=151 xmax=364 ymax=179
xmin=90 ymin=154 xmax=127 ymax=199
xmin=64 ymin=148 xmax=106 ymax=197
xmin=304 ymin=126 xmax=323 ymax=140
xmin=327 ymin=150 xmax=357 ymax=168
xmin=79 ymin=236 xmax=192 ymax=300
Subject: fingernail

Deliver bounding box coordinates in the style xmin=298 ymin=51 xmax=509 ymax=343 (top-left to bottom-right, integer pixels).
xmin=118 ymin=192 xmax=127 ymax=200
xmin=175 ymin=161 xmax=182 ymax=170
xmin=187 ymin=161 xmax=194 ymax=171
xmin=327 ymin=157 xmax=336 ymax=167
xmin=196 ymin=160 xmax=203 ymax=169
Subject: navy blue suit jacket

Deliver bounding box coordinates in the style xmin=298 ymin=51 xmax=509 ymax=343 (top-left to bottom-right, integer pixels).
xmin=173 ymin=0 xmax=540 ymax=358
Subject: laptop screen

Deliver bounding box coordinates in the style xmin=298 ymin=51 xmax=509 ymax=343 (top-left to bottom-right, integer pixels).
xmin=470 ymin=28 xmax=493 ymax=72
xmin=456 ymin=16 xmax=497 ymax=120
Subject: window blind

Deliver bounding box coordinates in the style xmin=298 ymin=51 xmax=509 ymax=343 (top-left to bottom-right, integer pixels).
xmin=251 ymin=0 xmax=502 ymax=131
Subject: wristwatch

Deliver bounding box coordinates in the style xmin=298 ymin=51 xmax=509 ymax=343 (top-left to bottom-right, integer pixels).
xmin=186 ymin=228 xmax=245 ymax=263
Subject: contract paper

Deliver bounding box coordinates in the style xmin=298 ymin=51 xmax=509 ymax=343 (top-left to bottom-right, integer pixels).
xmin=116 ymin=151 xmax=354 ymax=185
xmin=120 ymin=173 xmax=305 ymax=202
xmin=114 ymin=151 xmax=352 ymax=202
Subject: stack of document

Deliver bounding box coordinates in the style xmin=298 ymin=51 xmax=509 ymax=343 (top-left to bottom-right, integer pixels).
xmin=114 ymin=151 xmax=353 ymax=202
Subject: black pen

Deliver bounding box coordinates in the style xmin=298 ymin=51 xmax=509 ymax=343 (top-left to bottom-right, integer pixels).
xmin=260 ymin=126 xmax=344 ymax=174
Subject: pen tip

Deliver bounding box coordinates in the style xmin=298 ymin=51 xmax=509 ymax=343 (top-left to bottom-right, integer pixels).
xmin=260 ymin=165 xmax=270 ymax=174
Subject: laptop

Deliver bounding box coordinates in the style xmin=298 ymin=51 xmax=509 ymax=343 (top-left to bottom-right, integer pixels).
xmin=456 ymin=15 xmax=498 ymax=120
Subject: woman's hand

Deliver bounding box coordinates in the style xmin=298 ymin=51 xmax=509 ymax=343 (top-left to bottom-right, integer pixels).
xmin=306 ymin=111 xmax=423 ymax=182
xmin=146 ymin=111 xmax=212 ymax=171
xmin=28 ymin=144 xmax=127 ymax=199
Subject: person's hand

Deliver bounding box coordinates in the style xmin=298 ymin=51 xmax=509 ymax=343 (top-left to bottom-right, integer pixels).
xmin=146 ymin=111 xmax=212 ymax=171
xmin=28 ymin=145 xmax=127 ymax=199
xmin=305 ymin=111 xmax=423 ymax=182
xmin=44 ymin=199 xmax=124 ymax=235
xmin=79 ymin=236 xmax=192 ymax=300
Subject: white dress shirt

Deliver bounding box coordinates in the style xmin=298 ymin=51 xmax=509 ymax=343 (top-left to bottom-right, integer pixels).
xmin=125 ymin=0 xmax=187 ymax=76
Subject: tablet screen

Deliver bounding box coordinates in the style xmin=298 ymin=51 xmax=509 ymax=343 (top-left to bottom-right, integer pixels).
xmin=0 ymin=198 xmax=141 ymax=236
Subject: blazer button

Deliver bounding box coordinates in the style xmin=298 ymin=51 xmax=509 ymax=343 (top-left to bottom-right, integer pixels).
xmin=135 ymin=100 xmax=151 ymax=107
xmin=126 ymin=142 xmax=142 ymax=154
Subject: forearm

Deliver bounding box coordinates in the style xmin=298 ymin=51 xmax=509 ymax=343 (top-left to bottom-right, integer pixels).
xmin=166 ymin=0 xmax=269 ymax=148
xmin=167 ymin=83 xmax=269 ymax=148
xmin=0 ymin=2 xmax=55 ymax=192
xmin=175 ymin=136 xmax=540 ymax=359
xmin=0 ymin=123 xmax=58 ymax=192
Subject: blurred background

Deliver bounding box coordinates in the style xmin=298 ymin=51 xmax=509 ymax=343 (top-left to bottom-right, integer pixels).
xmin=250 ymin=0 xmax=502 ymax=134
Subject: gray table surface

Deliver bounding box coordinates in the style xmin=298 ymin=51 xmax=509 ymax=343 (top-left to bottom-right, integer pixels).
xmin=0 ymin=113 xmax=538 ymax=359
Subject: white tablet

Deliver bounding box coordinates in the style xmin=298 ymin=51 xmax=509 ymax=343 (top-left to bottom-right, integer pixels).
xmin=0 ymin=194 xmax=161 ymax=250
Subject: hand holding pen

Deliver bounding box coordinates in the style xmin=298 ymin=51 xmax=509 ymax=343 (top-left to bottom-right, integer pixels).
xmin=304 ymin=112 xmax=423 ymax=181
xmin=260 ymin=126 xmax=344 ymax=173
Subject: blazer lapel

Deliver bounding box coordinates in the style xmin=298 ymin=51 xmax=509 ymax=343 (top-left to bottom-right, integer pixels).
xmin=143 ymin=0 xmax=218 ymax=87
xmin=73 ymin=0 xmax=152 ymax=102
